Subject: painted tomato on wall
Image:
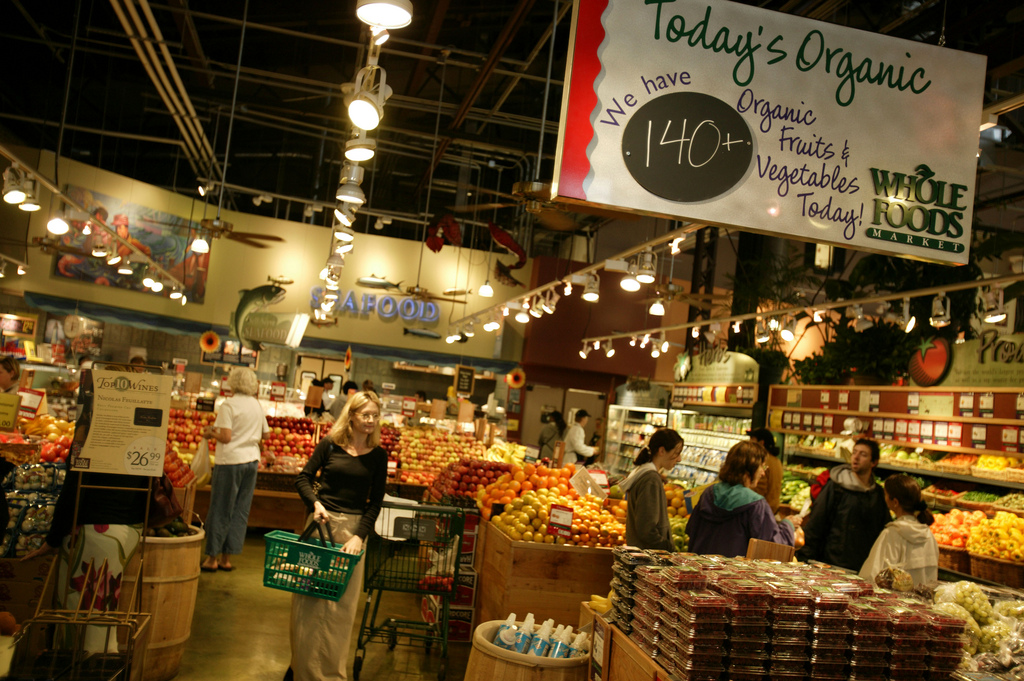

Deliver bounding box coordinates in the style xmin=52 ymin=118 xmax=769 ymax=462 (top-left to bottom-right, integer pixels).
xmin=909 ymin=337 xmax=952 ymax=387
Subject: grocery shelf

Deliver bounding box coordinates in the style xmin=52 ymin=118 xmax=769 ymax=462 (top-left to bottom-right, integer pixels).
xmin=788 ymin=449 xmax=1024 ymax=492
xmin=776 ymin=405 xmax=1022 ymax=427
xmin=778 ymin=427 xmax=1018 ymax=459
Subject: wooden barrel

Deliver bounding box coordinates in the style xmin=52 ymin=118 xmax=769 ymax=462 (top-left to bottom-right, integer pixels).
xmin=464 ymin=620 xmax=588 ymax=681
xmin=122 ymin=528 xmax=204 ymax=681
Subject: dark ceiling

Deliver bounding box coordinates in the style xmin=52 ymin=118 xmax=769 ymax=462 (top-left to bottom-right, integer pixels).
xmin=2 ymin=0 xmax=1023 ymax=259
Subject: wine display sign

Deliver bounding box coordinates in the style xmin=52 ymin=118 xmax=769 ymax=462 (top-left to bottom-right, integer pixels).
xmin=553 ymin=0 xmax=986 ymax=265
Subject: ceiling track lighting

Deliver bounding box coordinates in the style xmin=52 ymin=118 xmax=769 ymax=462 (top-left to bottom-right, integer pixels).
xmin=582 ymin=273 xmax=600 ymax=302
xmin=651 ymin=346 xmax=661 ymax=358
xmin=82 ymin=222 xmax=92 ymax=236
xmin=47 ymin=216 xmax=70 ymax=236
xmin=754 ymin=320 xmax=770 ymax=344
xmin=0 ymin=262 xmax=6 ymax=278
xmin=117 ymin=258 xmax=133 ymax=275
xmin=106 ymin=252 xmax=122 ymax=266
xmin=640 ymin=333 xmax=651 ymax=348
xmin=661 ymin=336 xmax=670 ymax=353
xmin=780 ymin=317 xmax=797 ymax=342
xmin=983 ymin=288 xmax=1007 ymax=324
xmin=852 ymin=305 xmax=874 ymax=332
xmin=169 ymin=286 xmax=183 ymax=300
xmin=90 ymin=236 xmax=109 ymax=259
xmin=190 ymin=231 xmax=210 ymax=254
xmin=768 ymin=317 xmax=780 ymax=331
xmin=3 ymin=166 xmax=26 ymax=204
xmin=346 ymin=65 xmax=392 ymax=132
xmin=356 ymin=0 xmax=413 ymax=29
xmin=691 ymin=326 xmax=700 ymax=339
xmin=541 ymin=290 xmax=560 ymax=315
xmin=336 ymin=164 xmax=367 ymax=206
xmin=371 ymin=26 xmax=390 ymax=45
xmin=899 ymin=297 xmax=917 ymax=333
xmin=479 ymin=280 xmax=494 ymax=298
xmin=150 ymin=280 xmax=165 ymax=293
xmin=929 ymin=292 xmax=951 ymax=328
xmin=579 ymin=343 xmax=592 ymax=359
xmin=345 ymin=130 xmax=378 ymax=162
xmin=252 ymin=194 xmax=273 ymax=207
xmin=629 ymin=336 xmax=637 ymax=347
xmin=636 ymin=249 xmax=657 ymax=284
xmin=326 ymin=251 xmax=345 ymax=268
xmin=18 ymin=181 xmax=39 ymax=212
xmin=16 ymin=265 xmax=26 ymax=276
xmin=483 ymin=315 xmax=501 ymax=332
xmin=334 ymin=223 xmax=356 ymax=242
xmin=732 ymin=320 xmax=742 ymax=334
xmin=620 ymin=262 xmax=641 ymax=292
xmin=603 ymin=340 xmax=615 ymax=358
xmin=649 ymin=298 xmax=665 ymax=316
xmin=514 ymin=306 xmax=530 ymax=324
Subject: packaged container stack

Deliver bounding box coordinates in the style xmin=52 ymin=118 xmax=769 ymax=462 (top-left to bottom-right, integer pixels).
xmin=927 ymin=609 xmax=971 ymax=680
xmin=610 ymin=547 xmax=657 ymax=634
xmin=715 ymin=579 xmax=772 ymax=680
xmin=887 ymin=607 xmax=930 ymax=680
xmin=2 ymin=462 xmax=65 ymax=557
xmin=847 ymin=602 xmax=892 ymax=679
xmin=807 ymin=585 xmax=852 ymax=680
xmin=765 ymin=581 xmax=814 ymax=678
xmin=629 ymin=565 xmax=665 ymax=659
xmin=666 ymin=585 xmax=730 ymax=679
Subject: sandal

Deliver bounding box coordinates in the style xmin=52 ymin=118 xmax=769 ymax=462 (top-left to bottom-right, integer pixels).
xmin=218 ymin=564 xmax=235 ymax=572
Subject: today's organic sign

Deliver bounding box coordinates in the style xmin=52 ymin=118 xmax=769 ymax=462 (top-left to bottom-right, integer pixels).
xmin=553 ymin=0 xmax=986 ymax=265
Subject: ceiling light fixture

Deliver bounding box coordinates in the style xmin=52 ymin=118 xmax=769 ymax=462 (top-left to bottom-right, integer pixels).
xmin=529 ymin=297 xmax=544 ymax=318
xmin=334 ymin=223 xmax=356 ymax=242
xmin=983 ymin=288 xmax=1006 ymax=323
xmin=82 ymin=222 xmax=92 ymax=236
xmin=252 ymin=194 xmax=273 ymax=207
xmin=629 ymin=336 xmax=637 ymax=347
xmin=336 ymin=164 xmax=366 ymax=205
xmin=483 ymin=316 xmax=501 ymax=332
xmin=651 ymin=346 xmax=661 ymax=358
xmin=355 ymin=0 xmax=413 ymax=29
xmin=334 ymin=203 xmax=357 ymax=226
xmin=478 ymin=280 xmax=494 ymax=298
xmin=635 ymin=249 xmax=656 ymax=284
xmin=347 ymin=65 xmax=392 ymax=131
xmin=2 ymin=166 xmax=26 ymax=204
xmin=501 ymin=306 xmax=509 ymax=317
xmin=117 ymin=258 xmax=133 ymax=275
xmin=47 ymin=216 xmax=70 ymax=236
xmin=898 ymin=297 xmax=917 ymax=333
xmin=754 ymin=321 xmax=770 ymax=344
xmin=336 ymin=242 xmax=354 ymax=254
xmin=649 ymin=298 xmax=665 ymax=316
xmin=18 ymin=182 xmax=40 ymax=212
xmin=563 ymin=280 xmax=572 ymax=296
xmin=106 ymin=252 xmax=121 ymax=266
xmin=17 ymin=265 xmax=26 ymax=275
xmin=620 ymin=263 xmax=641 ymax=292
xmin=0 ymin=262 xmax=5 ymax=278
xmin=169 ymin=286 xmax=183 ymax=300
xmin=150 ymin=280 xmax=165 ymax=293
xmin=541 ymin=291 xmax=560 ymax=314
xmin=780 ymin=317 xmax=797 ymax=342
xmin=514 ymin=307 xmax=530 ymax=324
xmin=180 ymin=294 xmax=188 ymax=306
xmin=640 ymin=333 xmax=650 ymax=348
xmin=768 ymin=317 xmax=780 ymax=331
xmin=446 ymin=329 xmax=461 ymax=344
xmin=929 ymin=292 xmax=951 ymax=328
xmin=90 ymin=237 xmax=108 ymax=259
xmin=582 ymin=274 xmax=600 ymax=302
xmin=190 ymin=232 xmax=210 ymax=254
xmin=661 ymin=336 xmax=670 ymax=353
xmin=579 ymin=343 xmax=591 ymax=359
xmin=853 ymin=305 xmax=874 ymax=332
xmin=732 ymin=320 xmax=742 ymax=333
xmin=812 ymin=309 xmax=824 ymax=323
xmin=345 ymin=132 xmax=377 ymax=162
xmin=691 ymin=326 xmax=700 ymax=339
xmin=326 ymin=251 xmax=345 ymax=268
xmin=604 ymin=340 xmax=615 ymax=358
xmin=371 ymin=26 xmax=390 ymax=45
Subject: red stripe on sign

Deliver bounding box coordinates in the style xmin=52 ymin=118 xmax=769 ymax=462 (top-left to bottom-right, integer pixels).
xmin=558 ymin=0 xmax=608 ymax=201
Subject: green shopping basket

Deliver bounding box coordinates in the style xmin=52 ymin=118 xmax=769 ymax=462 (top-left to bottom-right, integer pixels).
xmin=264 ymin=522 xmax=363 ymax=601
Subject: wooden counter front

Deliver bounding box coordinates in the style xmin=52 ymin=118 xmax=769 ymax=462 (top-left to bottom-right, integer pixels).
xmin=473 ymin=521 xmax=615 ymax=627
xmin=192 ymin=487 xmax=309 ymax=533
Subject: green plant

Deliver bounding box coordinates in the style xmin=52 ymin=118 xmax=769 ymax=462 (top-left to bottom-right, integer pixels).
xmin=794 ymin=321 xmax=918 ymax=385
xmin=738 ymin=347 xmax=790 ymax=376
xmin=792 ymin=353 xmax=847 ymax=386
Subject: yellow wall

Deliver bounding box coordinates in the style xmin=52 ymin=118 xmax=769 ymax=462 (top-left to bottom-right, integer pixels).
xmin=4 ymin=151 xmax=531 ymax=362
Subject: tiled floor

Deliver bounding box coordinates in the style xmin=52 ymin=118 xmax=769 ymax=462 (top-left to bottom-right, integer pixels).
xmin=175 ymin=534 xmax=471 ymax=681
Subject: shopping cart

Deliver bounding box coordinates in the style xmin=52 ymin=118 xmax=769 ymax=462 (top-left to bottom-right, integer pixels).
xmin=353 ymin=500 xmax=464 ymax=681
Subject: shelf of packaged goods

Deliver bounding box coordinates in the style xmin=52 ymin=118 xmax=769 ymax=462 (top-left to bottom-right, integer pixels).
xmin=622 ymin=418 xmax=664 ymax=426
xmin=775 ymin=405 xmax=1023 ymax=427
xmin=606 ymin=438 xmax=643 ymax=448
xmin=778 ymin=427 xmax=1019 ymax=459
xmin=675 ymin=401 xmax=755 ymax=411
xmin=676 ymin=459 xmax=721 ymax=473
xmin=789 ymin=449 xmax=1024 ymax=493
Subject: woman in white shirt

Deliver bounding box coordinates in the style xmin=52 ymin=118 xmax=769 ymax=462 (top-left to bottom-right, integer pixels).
xmin=859 ymin=474 xmax=939 ymax=587
xmin=201 ymin=367 xmax=269 ymax=572
xmin=562 ymin=409 xmax=595 ymax=466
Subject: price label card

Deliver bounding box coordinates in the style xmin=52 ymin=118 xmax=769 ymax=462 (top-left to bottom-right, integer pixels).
xmin=949 ymin=423 xmax=963 ymax=445
xmin=787 ymin=389 xmax=802 ymax=406
xmin=813 ymin=414 xmax=824 ymax=431
xmin=921 ymin=421 xmax=934 ymax=444
xmin=270 ymin=381 xmax=286 ymax=402
xmin=896 ymin=420 xmax=909 ymax=438
xmin=1018 ymin=394 xmax=1024 ymax=419
xmin=934 ymin=422 xmax=949 ymax=445
xmin=820 ymin=390 xmax=830 ymax=407
xmin=0 ymin=393 xmax=21 ymax=431
xmin=908 ymin=421 xmax=921 ymax=443
xmin=1002 ymin=427 xmax=1019 ymax=453
xmin=783 ymin=412 xmax=792 ymax=426
xmin=884 ymin=419 xmax=896 ymax=438
xmin=972 ymin=425 xmax=987 ymax=449
xmin=869 ymin=391 xmax=880 ymax=412
xmin=523 ymin=445 xmax=540 ymax=463
xmin=196 ymin=396 xmax=216 ymax=412
xmin=980 ymin=393 xmax=995 ymax=418
xmin=770 ymin=409 xmax=784 ymax=430
xmin=959 ymin=392 xmax=975 ymax=416
xmin=387 ymin=459 xmax=398 ymax=476
xmin=907 ymin=392 xmax=920 ymax=414
xmin=839 ymin=391 xmax=850 ymax=407
xmin=588 ymin=469 xmax=610 ymax=490
xmin=824 ymin=415 xmax=834 ymax=432
xmin=548 ymin=504 xmax=574 ymax=539
xmin=16 ymin=389 xmax=44 ymax=419
xmin=803 ymin=413 xmax=814 ymax=428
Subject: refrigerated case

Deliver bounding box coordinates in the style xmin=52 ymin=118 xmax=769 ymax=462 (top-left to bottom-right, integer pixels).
xmin=663 ymin=400 xmax=754 ymax=487
xmin=606 ymin=405 xmax=668 ymax=476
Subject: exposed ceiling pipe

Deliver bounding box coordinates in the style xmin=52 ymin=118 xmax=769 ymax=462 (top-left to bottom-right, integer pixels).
xmin=0 ymin=112 xmax=188 ymax=148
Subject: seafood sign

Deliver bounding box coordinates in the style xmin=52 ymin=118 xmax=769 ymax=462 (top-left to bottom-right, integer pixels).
xmin=232 ymin=285 xmax=286 ymax=351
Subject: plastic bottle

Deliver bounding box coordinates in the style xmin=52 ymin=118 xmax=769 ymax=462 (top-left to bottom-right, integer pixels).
xmin=492 ymin=613 xmax=518 ymax=650
xmin=513 ymin=613 xmax=535 ymax=654
xmin=549 ymin=625 xmax=574 ymax=658
xmin=568 ymin=631 xmax=589 ymax=658
xmin=526 ymin=619 xmax=555 ymax=656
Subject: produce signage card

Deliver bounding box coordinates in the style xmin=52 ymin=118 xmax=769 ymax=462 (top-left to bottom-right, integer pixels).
xmin=76 ymin=369 xmax=173 ymax=476
xmin=553 ymin=0 xmax=986 ymax=264
xmin=548 ymin=504 xmax=574 ymax=538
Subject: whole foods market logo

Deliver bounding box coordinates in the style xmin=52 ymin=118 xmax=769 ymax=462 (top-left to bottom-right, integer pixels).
xmin=96 ymin=376 xmax=160 ymax=392
xmin=296 ymin=551 xmax=320 ymax=569
xmin=867 ymin=164 xmax=967 ymax=254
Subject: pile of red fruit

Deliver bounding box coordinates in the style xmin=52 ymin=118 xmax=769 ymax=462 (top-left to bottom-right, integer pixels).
xmin=164 ymin=442 xmax=196 ymax=487
xmin=429 ymin=458 xmax=512 ymax=506
xmin=394 ymin=427 xmax=487 ymax=486
xmin=380 ymin=423 xmax=400 ymax=456
xmin=39 ymin=438 xmax=70 ymax=463
xmin=167 ymin=408 xmax=216 ymax=453
xmin=263 ymin=416 xmax=317 ymax=462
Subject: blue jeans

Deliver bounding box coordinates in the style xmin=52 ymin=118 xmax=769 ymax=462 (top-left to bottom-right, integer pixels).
xmin=205 ymin=460 xmax=258 ymax=556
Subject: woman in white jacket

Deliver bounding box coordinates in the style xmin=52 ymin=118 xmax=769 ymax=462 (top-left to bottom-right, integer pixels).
xmin=859 ymin=474 xmax=939 ymax=586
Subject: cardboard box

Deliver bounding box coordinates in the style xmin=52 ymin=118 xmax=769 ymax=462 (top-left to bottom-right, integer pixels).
xmin=459 ymin=533 xmax=477 ymax=565
xmin=463 ymin=511 xmax=481 ymax=536
xmin=451 ymin=567 xmax=477 ymax=607
xmin=422 ymin=594 xmax=475 ymax=642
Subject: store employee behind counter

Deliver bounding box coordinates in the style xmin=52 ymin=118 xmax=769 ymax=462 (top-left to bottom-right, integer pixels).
xmin=797 ymin=438 xmax=891 ymax=571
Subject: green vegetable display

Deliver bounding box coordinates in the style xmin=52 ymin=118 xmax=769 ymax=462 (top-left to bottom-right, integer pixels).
xmin=960 ymin=491 xmax=1000 ymax=503
xmin=780 ymin=477 xmax=810 ymax=504
xmin=670 ymin=515 xmax=688 ymax=552
xmin=996 ymin=493 xmax=1024 ymax=510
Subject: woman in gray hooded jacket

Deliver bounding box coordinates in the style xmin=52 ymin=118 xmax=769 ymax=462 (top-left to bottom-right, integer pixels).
xmin=621 ymin=429 xmax=683 ymax=551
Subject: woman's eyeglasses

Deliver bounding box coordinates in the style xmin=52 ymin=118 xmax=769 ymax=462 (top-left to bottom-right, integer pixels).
xmin=354 ymin=412 xmax=380 ymax=422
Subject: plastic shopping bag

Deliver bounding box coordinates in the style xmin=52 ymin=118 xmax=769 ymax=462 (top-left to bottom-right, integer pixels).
xmin=191 ymin=439 xmax=212 ymax=487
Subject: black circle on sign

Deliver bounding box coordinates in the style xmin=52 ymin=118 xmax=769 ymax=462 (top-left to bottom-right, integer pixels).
xmin=621 ymin=92 xmax=754 ymax=203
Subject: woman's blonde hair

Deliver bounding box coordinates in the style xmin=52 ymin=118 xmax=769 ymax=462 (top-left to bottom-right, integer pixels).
xmin=328 ymin=391 xmax=381 ymax=448
xmin=227 ymin=367 xmax=259 ymax=396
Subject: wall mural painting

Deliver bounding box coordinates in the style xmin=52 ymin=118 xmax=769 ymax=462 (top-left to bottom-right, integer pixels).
xmin=53 ymin=185 xmax=209 ymax=303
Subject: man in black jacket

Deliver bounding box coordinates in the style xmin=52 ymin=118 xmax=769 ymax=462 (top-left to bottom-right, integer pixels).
xmin=796 ymin=438 xmax=891 ymax=571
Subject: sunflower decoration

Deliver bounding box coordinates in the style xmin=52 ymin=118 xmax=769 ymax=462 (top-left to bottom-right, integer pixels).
xmin=505 ymin=367 xmax=526 ymax=389
xmin=199 ymin=331 xmax=220 ymax=353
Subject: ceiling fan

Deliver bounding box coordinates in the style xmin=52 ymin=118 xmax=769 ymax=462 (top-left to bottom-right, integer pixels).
xmin=197 ymin=218 xmax=284 ymax=250
xmin=446 ymin=181 xmax=640 ymax=231
xmin=355 ymin=275 xmax=468 ymax=305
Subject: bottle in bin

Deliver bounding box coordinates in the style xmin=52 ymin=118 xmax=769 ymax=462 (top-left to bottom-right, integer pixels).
xmin=492 ymin=613 xmax=518 ymax=650
xmin=526 ymin=619 xmax=554 ymax=656
xmin=568 ymin=631 xmax=589 ymax=658
xmin=513 ymin=613 xmax=535 ymax=653
xmin=549 ymin=625 xmax=573 ymax=658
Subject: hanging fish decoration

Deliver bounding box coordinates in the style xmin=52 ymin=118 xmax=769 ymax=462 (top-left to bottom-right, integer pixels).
xmin=494 ymin=260 xmax=524 ymax=288
xmin=425 ymin=214 xmax=462 ymax=253
xmin=487 ymin=222 xmax=526 ymax=270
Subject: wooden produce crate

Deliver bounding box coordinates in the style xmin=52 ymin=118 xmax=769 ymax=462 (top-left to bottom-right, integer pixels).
xmin=970 ymin=553 xmax=1024 ymax=588
xmin=473 ymin=521 xmax=614 ymax=629
xmin=256 ymin=471 xmax=298 ymax=492
xmin=938 ymin=546 xmax=971 ymax=574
